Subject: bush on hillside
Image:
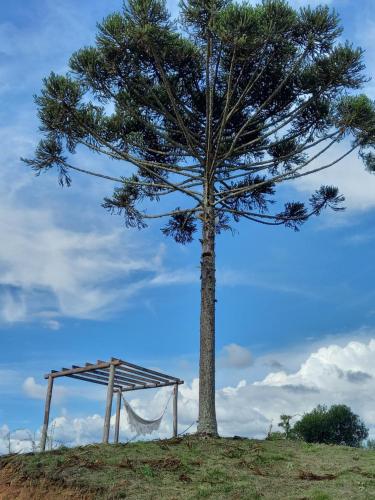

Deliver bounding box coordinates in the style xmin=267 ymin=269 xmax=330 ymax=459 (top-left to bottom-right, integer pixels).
xmin=293 ymin=404 xmax=368 ymax=447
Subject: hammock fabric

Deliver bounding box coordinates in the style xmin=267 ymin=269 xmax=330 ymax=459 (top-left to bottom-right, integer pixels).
xmin=122 ymin=398 xmax=163 ymax=436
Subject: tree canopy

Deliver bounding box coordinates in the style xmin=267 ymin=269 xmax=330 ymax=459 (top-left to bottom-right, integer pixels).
xmin=24 ymin=0 xmax=375 ymax=238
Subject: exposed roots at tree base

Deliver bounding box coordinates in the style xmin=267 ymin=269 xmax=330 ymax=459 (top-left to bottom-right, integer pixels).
xmin=195 ymin=431 xmax=220 ymax=439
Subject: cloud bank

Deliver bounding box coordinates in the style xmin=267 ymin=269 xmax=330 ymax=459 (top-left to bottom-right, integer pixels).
xmin=2 ymin=338 xmax=375 ymax=454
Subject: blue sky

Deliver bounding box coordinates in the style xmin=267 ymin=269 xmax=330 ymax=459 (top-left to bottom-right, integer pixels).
xmin=1 ymin=0 xmax=375 ymax=451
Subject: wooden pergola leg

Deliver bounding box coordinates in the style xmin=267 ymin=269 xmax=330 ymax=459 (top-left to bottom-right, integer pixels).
xmin=40 ymin=375 xmax=54 ymax=452
xmin=114 ymin=391 xmax=122 ymax=444
xmin=173 ymin=383 xmax=178 ymax=438
xmin=102 ymin=364 xmax=116 ymax=444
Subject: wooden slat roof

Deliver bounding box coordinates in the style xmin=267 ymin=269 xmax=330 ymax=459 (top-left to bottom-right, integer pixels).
xmin=45 ymin=357 xmax=184 ymax=392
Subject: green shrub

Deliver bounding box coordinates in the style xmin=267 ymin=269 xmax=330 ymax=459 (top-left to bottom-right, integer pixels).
xmin=293 ymin=404 xmax=368 ymax=447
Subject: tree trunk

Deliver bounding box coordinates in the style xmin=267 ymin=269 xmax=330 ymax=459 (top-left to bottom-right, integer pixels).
xmin=197 ymin=203 xmax=218 ymax=435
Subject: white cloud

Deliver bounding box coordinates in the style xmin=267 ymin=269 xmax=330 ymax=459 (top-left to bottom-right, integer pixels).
xmin=254 ymin=339 xmax=375 ymax=432
xmin=21 ymin=376 xmax=123 ymax=405
xmin=22 ymin=377 xmax=47 ymax=400
xmin=0 ymin=425 xmax=40 ymax=454
xmin=219 ymin=344 xmax=253 ymax=369
xmin=22 ymin=377 xmax=68 ymax=402
xmin=0 ymin=197 xmax=167 ymax=322
xmin=61 ymin=338 xmax=375 ymax=441
xmin=44 ymin=319 xmax=61 ymax=331
xmin=0 ymin=290 xmax=27 ymax=323
xmin=256 ymin=339 xmax=375 ymax=391
xmin=148 ymin=269 xmax=198 ymax=286
xmin=3 ymin=337 xmax=375 ymax=453
xmin=292 ymin=143 xmax=375 ymax=216
xmin=0 ymin=123 xmax=200 ymax=326
xmin=0 ymin=121 xmax=200 ymax=328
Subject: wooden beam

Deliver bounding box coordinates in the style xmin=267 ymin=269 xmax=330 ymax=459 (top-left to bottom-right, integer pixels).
xmin=46 ymin=359 xmax=182 ymax=384
xmin=85 ymin=363 xmax=137 ymax=387
xmin=102 ymin=364 xmax=116 ymax=444
xmin=114 ymin=391 xmax=121 ymax=444
xmin=94 ymin=368 xmax=157 ymax=388
xmin=115 ymin=365 xmax=171 ymax=384
xmin=68 ymin=369 xmax=134 ymax=389
xmin=122 ymin=380 xmax=184 ymax=392
xmin=173 ymin=384 xmax=178 ymax=438
xmin=56 ymin=367 xmax=157 ymax=391
xmin=66 ymin=373 xmax=123 ymax=389
xmin=40 ymin=375 xmax=54 ymax=452
xmin=45 ymin=361 xmax=118 ymax=379
xmin=114 ymin=358 xmax=181 ymax=382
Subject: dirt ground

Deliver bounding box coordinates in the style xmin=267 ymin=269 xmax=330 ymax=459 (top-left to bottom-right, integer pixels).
xmin=0 ymin=463 xmax=92 ymax=500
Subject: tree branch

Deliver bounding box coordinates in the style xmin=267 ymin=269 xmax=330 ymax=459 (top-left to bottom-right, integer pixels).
xmin=142 ymin=206 xmax=201 ymax=219
xmin=214 ymin=136 xmax=343 ymax=205
xmin=150 ymin=48 xmax=204 ymax=162
xmin=224 ymin=48 xmax=310 ymax=159
xmin=68 ymin=107 xmax=203 ymax=202
xmin=215 ymin=131 xmax=340 ymax=178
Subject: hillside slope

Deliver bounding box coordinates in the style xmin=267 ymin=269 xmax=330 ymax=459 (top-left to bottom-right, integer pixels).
xmin=1 ymin=436 xmax=375 ymax=499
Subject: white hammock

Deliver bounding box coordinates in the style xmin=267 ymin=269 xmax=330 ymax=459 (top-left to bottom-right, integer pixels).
xmin=122 ymin=392 xmax=173 ymax=436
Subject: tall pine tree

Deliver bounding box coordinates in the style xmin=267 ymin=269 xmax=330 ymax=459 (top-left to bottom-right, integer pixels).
xmin=24 ymin=0 xmax=375 ymax=435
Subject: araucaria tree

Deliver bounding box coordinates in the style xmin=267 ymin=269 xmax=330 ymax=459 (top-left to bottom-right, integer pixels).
xmin=25 ymin=0 xmax=375 ymax=435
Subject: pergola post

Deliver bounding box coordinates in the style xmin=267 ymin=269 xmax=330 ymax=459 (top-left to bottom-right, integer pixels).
xmin=173 ymin=383 xmax=178 ymax=438
xmin=42 ymin=358 xmax=183 ymax=446
xmin=40 ymin=375 xmax=54 ymax=452
xmin=102 ymin=363 xmax=116 ymax=444
xmin=114 ymin=390 xmax=122 ymax=444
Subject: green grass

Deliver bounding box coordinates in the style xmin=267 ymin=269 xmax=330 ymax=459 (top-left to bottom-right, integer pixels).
xmin=2 ymin=436 xmax=375 ymax=499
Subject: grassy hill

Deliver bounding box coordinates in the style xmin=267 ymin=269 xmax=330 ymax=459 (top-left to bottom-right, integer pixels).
xmin=1 ymin=436 xmax=375 ymax=499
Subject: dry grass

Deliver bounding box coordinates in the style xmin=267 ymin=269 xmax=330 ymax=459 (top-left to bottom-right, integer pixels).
xmin=1 ymin=436 xmax=375 ymax=499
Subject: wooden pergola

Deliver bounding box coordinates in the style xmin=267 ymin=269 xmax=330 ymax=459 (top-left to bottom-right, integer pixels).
xmin=40 ymin=357 xmax=184 ymax=451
